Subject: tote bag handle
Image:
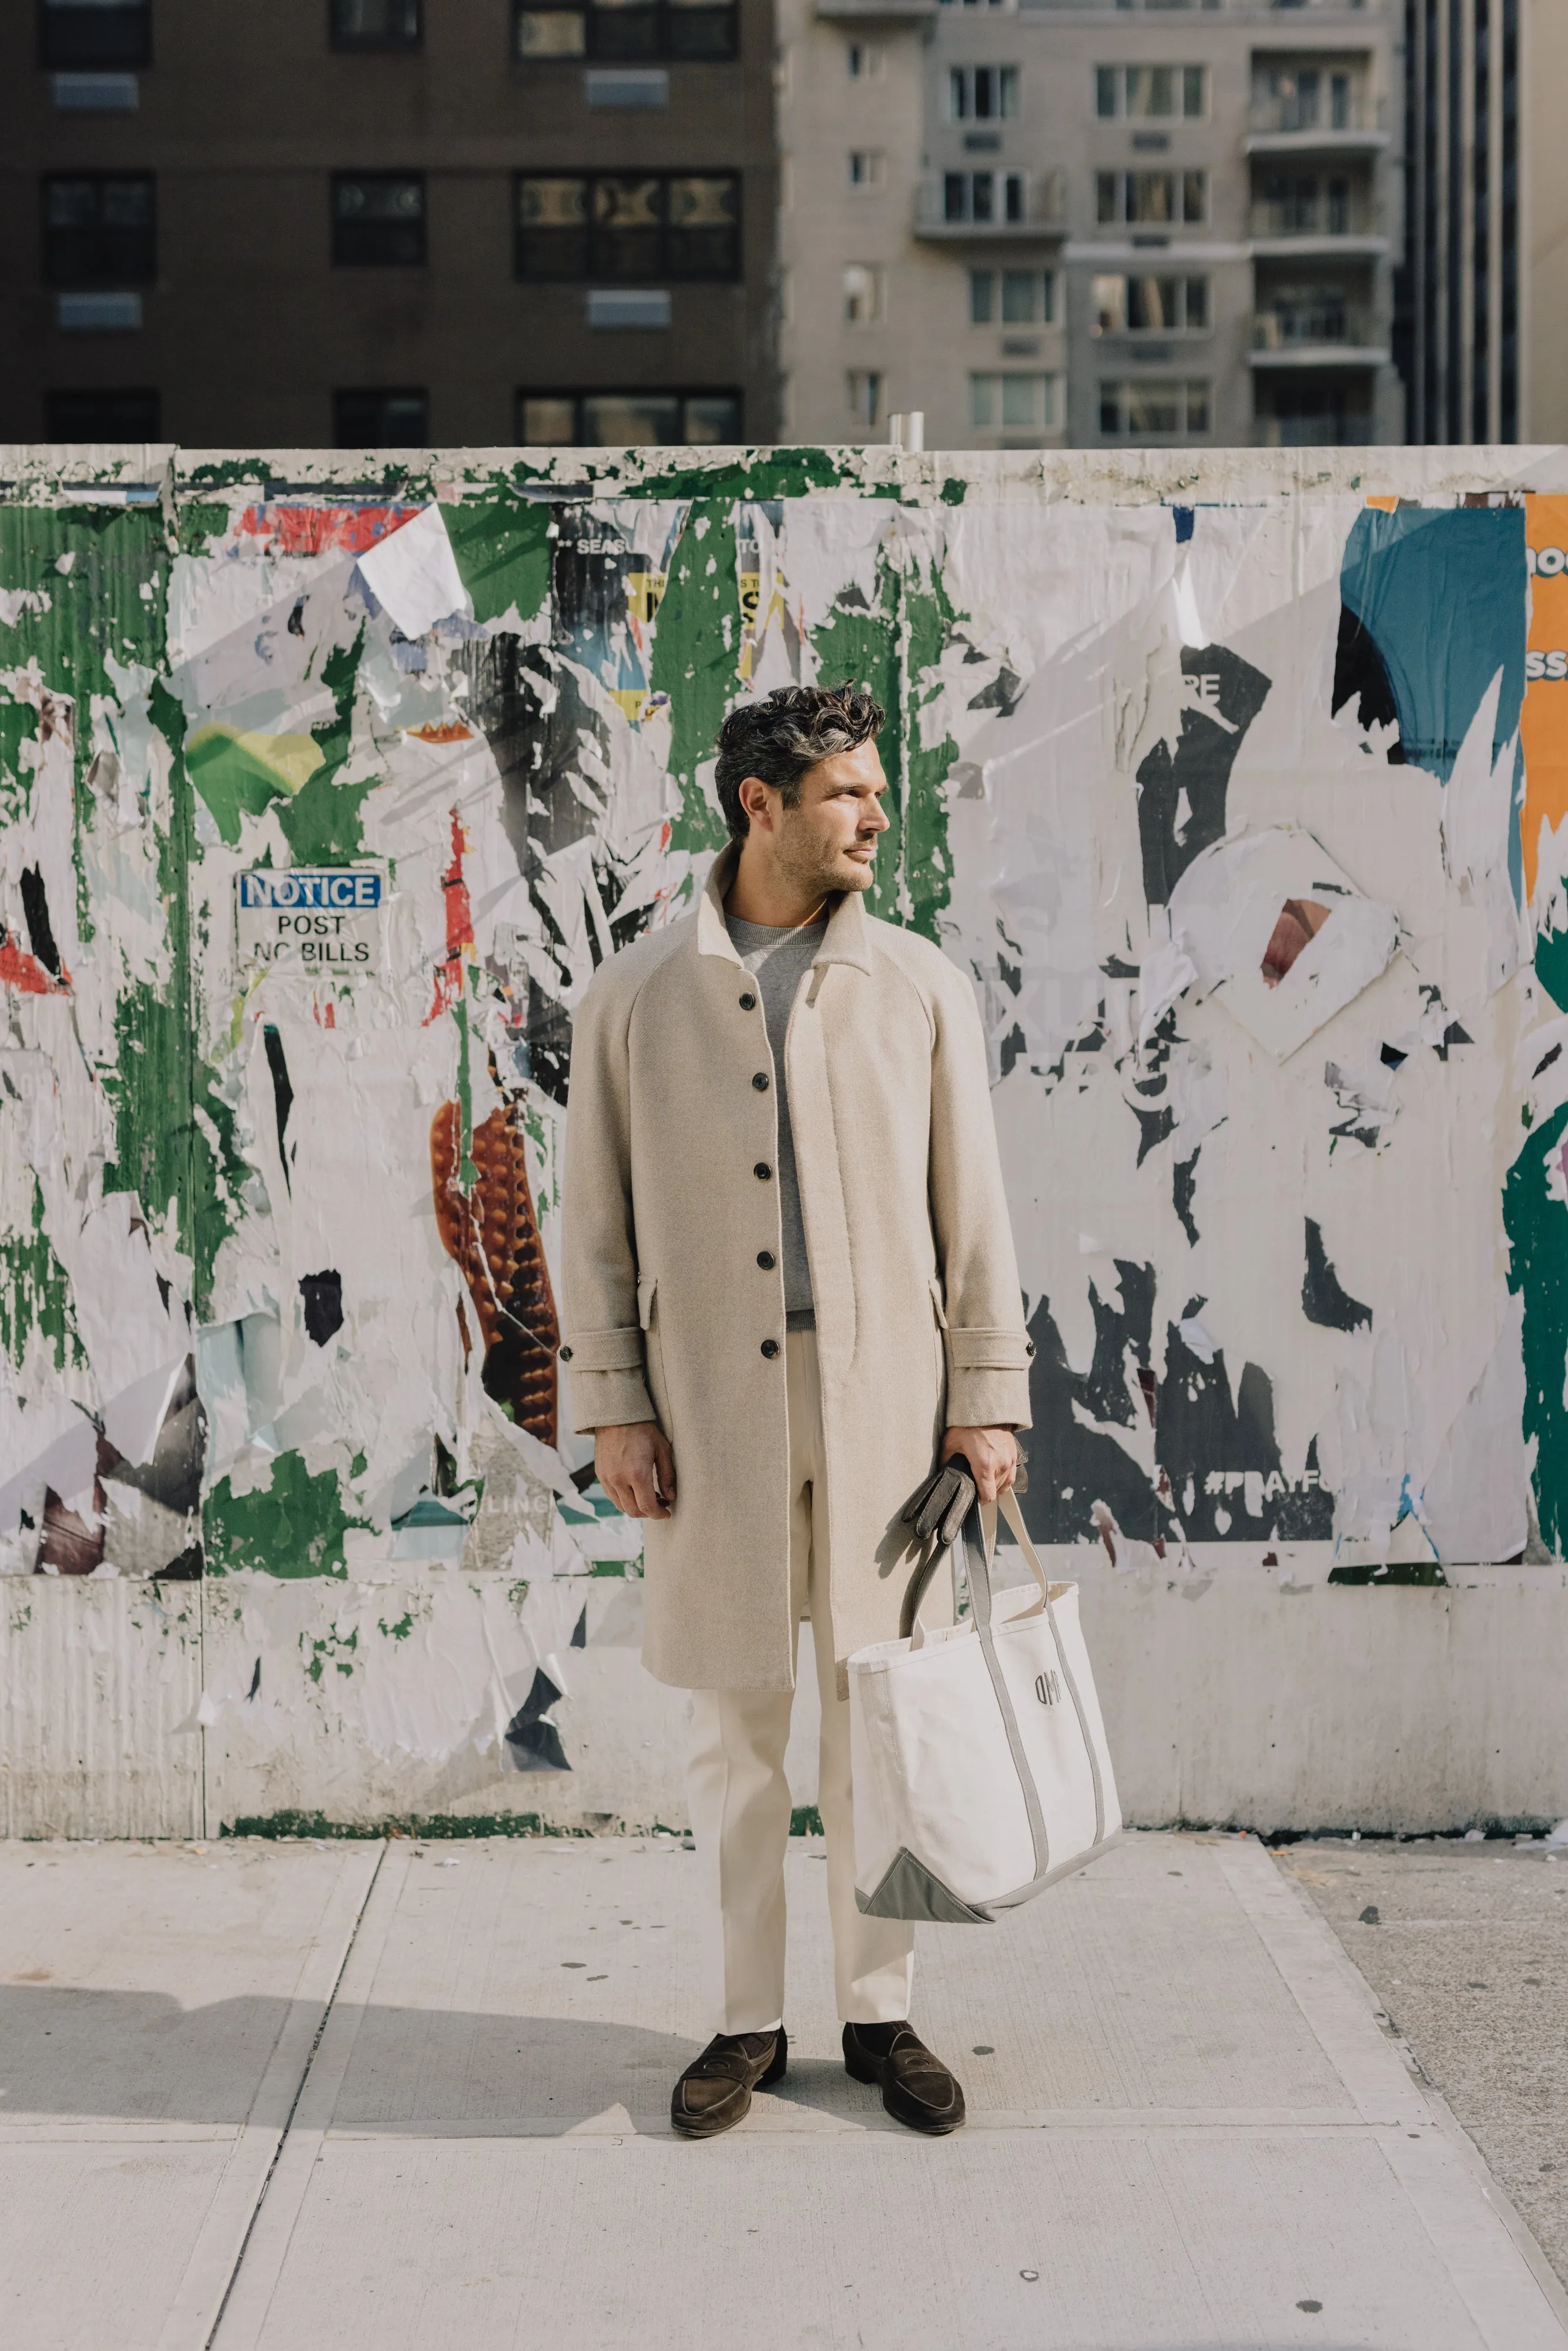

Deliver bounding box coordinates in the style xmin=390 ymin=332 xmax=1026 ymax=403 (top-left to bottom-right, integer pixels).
xmin=899 ymin=1466 xmax=1050 ymax=1644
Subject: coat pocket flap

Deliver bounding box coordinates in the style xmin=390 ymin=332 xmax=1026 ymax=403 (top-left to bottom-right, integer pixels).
xmin=636 ymin=1275 xmax=658 ymax=1331
xmin=947 ymin=1325 xmax=1033 ymax=1371
xmin=927 ymin=1276 xmax=949 ymax=1328
xmin=563 ymin=1325 xmax=645 ymax=1372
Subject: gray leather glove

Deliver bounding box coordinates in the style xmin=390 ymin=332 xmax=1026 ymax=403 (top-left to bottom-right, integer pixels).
xmin=902 ymin=1455 xmax=977 ymax=1549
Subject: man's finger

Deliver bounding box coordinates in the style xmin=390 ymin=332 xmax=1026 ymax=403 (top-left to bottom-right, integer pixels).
xmin=629 ymin=1468 xmax=669 ymax=1519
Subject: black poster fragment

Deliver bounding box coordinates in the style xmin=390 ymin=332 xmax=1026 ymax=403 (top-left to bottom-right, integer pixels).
xmin=1136 ymin=644 xmax=1272 ymax=905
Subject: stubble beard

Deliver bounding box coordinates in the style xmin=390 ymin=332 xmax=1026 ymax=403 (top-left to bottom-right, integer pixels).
xmin=778 ymin=817 xmax=876 ymax=903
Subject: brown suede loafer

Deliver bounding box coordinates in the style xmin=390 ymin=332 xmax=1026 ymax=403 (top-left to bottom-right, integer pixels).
xmin=670 ymin=2028 xmax=788 ymax=2139
xmin=843 ymin=2021 xmax=966 ymax=2135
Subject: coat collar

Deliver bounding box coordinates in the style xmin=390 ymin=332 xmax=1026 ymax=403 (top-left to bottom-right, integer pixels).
xmin=698 ymin=843 xmax=874 ymax=976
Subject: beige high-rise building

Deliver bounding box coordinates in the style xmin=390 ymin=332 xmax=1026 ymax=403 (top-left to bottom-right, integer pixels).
xmin=1526 ymin=0 xmax=1568 ymax=443
xmin=778 ymin=0 xmax=1403 ymax=453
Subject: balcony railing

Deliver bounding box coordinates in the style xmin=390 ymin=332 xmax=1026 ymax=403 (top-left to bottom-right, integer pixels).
xmin=1247 ymin=95 xmax=1385 ymax=136
xmin=916 ymin=171 xmax=1066 ymax=237
xmin=1015 ymin=0 xmax=1379 ymax=14
xmin=1250 ymin=193 xmax=1380 ymax=239
xmin=816 ymin=0 xmax=935 ymax=17
xmin=1251 ymin=304 xmax=1378 ymax=349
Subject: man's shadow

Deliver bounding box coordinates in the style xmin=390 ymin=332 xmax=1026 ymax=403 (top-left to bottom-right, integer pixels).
xmin=0 ymin=1984 xmax=896 ymax=2134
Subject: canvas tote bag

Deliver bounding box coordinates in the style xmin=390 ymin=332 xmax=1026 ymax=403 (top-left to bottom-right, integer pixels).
xmin=849 ymin=1486 xmax=1121 ymax=1923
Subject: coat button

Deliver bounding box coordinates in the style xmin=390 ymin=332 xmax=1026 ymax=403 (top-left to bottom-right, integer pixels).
xmin=756 ymin=1250 xmax=776 ymax=1270
xmin=760 ymin=1338 xmax=780 ymax=1358
xmin=739 ymin=991 xmax=756 ymax=1010
xmin=1025 ymin=1339 xmax=1036 ymax=1358
xmin=558 ymin=1345 xmax=573 ymax=1362
xmin=754 ymin=1161 xmax=772 ymax=1180
xmin=752 ymin=1071 xmax=769 ymax=1091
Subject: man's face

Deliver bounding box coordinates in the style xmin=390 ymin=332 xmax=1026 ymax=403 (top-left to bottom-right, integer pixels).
xmin=746 ymin=739 xmax=890 ymax=896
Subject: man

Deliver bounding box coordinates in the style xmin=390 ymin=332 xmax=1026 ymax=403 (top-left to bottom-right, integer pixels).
xmin=559 ymin=683 xmax=1033 ymax=2140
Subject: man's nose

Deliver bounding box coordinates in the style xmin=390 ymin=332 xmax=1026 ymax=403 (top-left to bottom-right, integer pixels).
xmin=863 ymin=799 xmax=891 ymax=832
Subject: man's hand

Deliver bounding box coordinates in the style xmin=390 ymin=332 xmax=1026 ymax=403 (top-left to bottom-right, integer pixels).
xmin=940 ymin=1425 xmax=1018 ymax=1506
xmin=594 ymin=1421 xmax=676 ymax=1520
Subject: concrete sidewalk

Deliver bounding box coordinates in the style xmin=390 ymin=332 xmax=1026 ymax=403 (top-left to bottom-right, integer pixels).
xmin=2 ymin=1832 xmax=1564 ymax=2351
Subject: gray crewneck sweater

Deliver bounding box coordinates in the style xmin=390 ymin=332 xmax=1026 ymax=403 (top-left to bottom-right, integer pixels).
xmin=725 ymin=911 xmax=828 ymax=1328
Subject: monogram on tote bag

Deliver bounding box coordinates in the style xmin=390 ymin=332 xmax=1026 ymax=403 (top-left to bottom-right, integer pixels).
xmin=849 ymin=1485 xmax=1122 ymax=1924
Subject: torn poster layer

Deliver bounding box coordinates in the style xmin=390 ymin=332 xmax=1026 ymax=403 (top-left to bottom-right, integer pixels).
xmin=1 ymin=451 xmax=1564 ymax=1801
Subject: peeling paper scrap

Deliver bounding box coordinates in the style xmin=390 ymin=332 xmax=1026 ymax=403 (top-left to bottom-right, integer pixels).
xmin=1167 ymin=826 xmax=1401 ymax=1061
xmin=356 ymin=507 xmax=472 ymax=641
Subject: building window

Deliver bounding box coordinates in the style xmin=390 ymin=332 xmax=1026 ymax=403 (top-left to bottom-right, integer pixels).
xmin=518 ymin=389 xmax=741 ymax=443
xmin=43 ymin=174 xmax=156 ymax=286
xmin=970 ymin=373 xmax=1061 ymax=433
xmin=970 ymin=267 xmax=1054 ymax=324
xmin=39 ymin=0 xmax=151 ymax=69
xmin=848 ymin=150 xmax=886 ymax=190
xmin=514 ymin=173 xmax=740 ymax=280
xmin=1094 ymin=65 xmax=1206 ymax=119
xmin=846 ymin=41 xmax=883 ymax=78
xmin=332 ymin=174 xmax=425 ymax=264
xmin=46 ymin=386 xmax=159 ymax=439
xmin=949 ymin=66 xmax=1019 ymax=121
xmin=330 ymin=0 xmax=422 ymax=48
xmin=334 ymin=387 xmax=429 ymax=445
xmin=945 ymin=172 xmax=1025 ymax=224
xmin=1095 ymin=171 xmax=1205 ymax=226
xmin=847 ymin=370 xmax=883 ymax=428
xmin=1093 ymin=274 xmax=1209 ymax=333
xmin=843 ymin=263 xmax=885 ymax=324
xmin=514 ymin=0 xmax=738 ymax=64
xmin=1098 ymin=379 xmax=1209 ymax=437
xmin=1255 ymin=376 xmax=1369 ymax=448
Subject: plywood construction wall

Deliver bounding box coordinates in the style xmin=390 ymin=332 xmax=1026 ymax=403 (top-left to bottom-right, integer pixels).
xmin=2 ymin=442 xmax=1567 ymax=1838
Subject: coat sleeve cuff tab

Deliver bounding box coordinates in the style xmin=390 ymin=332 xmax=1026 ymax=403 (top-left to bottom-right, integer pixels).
xmin=559 ymin=1325 xmax=645 ymax=1372
xmin=947 ymin=1327 xmax=1033 ymax=1371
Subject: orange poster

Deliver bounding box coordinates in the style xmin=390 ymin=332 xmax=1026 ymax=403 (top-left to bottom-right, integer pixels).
xmin=1520 ymin=495 xmax=1568 ymax=905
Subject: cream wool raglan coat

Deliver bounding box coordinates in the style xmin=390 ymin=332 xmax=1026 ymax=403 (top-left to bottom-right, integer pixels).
xmin=558 ymin=845 xmax=1034 ymax=1694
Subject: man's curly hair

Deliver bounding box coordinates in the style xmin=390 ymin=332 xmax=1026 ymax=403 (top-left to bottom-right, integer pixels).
xmin=713 ymin=683 xmax=886 ymax=843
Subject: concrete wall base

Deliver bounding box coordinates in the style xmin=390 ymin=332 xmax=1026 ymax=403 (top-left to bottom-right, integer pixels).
xmin=2 ymin=1572 xmax=1564 ymax=1839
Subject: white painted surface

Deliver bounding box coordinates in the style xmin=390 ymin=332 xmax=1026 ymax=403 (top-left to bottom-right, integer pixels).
xmin=1 ymin=1579 xmax=202 ymax=1840
xmin=8 ymin=1573 xmax=1568 ymax=1837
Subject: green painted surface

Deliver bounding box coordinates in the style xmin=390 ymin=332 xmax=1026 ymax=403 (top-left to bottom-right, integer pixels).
xmin=648 ymin=499 xmax=739 ymax=853
xmin=186 ymin=724 xmax=323 ymax=846
xmin=206 ymin=1450 xmax=367 ymax=1578
xmin=0 ymin=1181 xmax=82 ymax=1372
xmin=101 ymin=686 xmax=240 ymax=1312
xmin=445 ymin=492 xmax=552 ymax=627
xmin=0 ymin=698 xmax=39 ymax=821
xmin=809 ymin=544 xmax=960 ymax=939
xmin=1503 ymin=1097 xmax=1568 ymax=1556
xmin=277 ymin=629 xmax=371 ymax=863
xmin=177 ymin=499 xmax=234 ymax=555
xmin=1535 ymin=925 xmax=1568 ymax=1015
xmin=899 ymin=566 xmax=961 ymax=943
xmin=621 ymin=449 xmax=847 ymax=505
xmin=0 ymin=504 xmax=166 ymax=728
xmin=810 ymin=553 xmax=904 ymax=925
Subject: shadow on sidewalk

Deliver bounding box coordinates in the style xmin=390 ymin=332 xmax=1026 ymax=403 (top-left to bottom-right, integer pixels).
xmin=0 ymin=1985 xmax=898 ymax=2133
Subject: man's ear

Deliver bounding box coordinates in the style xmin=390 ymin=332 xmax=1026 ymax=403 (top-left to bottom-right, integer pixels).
xmin=739 ymin=775 xmax=776 ymax=835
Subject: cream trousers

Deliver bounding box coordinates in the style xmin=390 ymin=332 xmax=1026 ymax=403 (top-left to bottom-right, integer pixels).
xmin=685 ymin=1327 xmax=915 ymax=2034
